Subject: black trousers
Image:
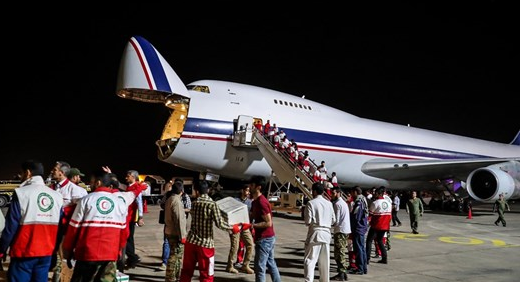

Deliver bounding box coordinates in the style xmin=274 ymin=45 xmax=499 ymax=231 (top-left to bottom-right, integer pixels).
xmin=365 ymin=228 xmax=388 ymax=261
xmin=392 ymin=210 xmax=401 ymax=225
xmin=125 ymin=222 xmax=140 ymax=263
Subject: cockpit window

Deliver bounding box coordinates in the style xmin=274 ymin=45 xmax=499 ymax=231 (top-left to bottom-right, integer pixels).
xmin=187 ymin=85 xmax=210 ymax=93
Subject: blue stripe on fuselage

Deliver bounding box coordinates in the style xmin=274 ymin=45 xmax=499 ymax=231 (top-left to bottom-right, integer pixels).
xmin=134 ymin=36 xmax=172 ymax=93
xmin=184 ymin=118 xmax=487 ymax=160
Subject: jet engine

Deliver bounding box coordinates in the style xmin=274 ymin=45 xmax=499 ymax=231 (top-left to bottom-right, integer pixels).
xmin=466 ymin=161 xmax=520 ymax=203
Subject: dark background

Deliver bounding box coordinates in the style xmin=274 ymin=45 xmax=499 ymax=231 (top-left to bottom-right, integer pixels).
xmin=0 ymin=3 xmax=518 ymax=184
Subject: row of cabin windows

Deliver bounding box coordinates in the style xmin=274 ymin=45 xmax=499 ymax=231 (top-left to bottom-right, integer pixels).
xmin=274 ymin=99 xmax=312 ymax=110
xmin=186 ymin=85 xmax=313 ymax=111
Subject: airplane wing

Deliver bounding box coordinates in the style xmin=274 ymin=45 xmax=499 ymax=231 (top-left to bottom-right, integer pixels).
xmin=361 ymin=158 xmax=520 ymax=181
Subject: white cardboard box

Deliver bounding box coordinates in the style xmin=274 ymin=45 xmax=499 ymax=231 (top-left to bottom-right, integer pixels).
xmin=117 ymin=271 xmax=129 ymax=282
xmin=216 ymin=197 xmax=250 ymax=225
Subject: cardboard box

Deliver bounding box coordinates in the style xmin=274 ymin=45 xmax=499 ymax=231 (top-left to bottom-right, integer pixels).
xmin=117 ymin=271 xmax=129 ymax=282
xmin=216 ymin=197 xmax=250 ymax=225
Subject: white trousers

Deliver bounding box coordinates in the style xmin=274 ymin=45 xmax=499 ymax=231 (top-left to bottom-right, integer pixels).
xmin=303 ymin=242 xmax=330 ymax=282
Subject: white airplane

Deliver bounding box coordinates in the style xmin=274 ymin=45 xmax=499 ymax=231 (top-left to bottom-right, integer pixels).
xmin=116 ymin=36 xmax=520 ymax=203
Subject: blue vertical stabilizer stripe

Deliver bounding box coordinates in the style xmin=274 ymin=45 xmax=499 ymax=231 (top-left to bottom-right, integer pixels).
xmin=133 ymin=36 xmax=172 ymax=93
xmin=511 ymin=130 xmax=520 ymax=145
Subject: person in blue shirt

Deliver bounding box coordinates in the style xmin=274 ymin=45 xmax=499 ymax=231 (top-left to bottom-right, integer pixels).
xmin=349 ymin=186 xmax=369 ymax=275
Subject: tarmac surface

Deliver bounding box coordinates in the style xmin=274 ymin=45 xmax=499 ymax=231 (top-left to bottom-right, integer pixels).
xmin=122 ymin=201 xmax=519 ymax=282
xmin=1 ymin=201 xmax=520 ymax=282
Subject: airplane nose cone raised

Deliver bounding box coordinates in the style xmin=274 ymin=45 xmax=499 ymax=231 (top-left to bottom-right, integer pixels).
xmin=116 ymin=36 xmax=190 ymax=102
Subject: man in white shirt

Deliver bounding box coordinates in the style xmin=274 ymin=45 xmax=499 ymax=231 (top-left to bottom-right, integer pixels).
xmin=51 ymin=161 xmax=88 ymax=207
xmin=49 ymin=161 xmax=88 ymax=282
xmin=391 ymin=191 xmax=402 ymax=227
xmin=318 ymin=161 xmax=328 ymax=181
xmin=124 ymin=170 xmax=145 ymax=269
xmin=304 ymin=182 xmax=336 ymax=282
xmin=331 ymin=172 xmax=339 ymax=187
xmin=331 ymin=186 xmax=351 ymax=281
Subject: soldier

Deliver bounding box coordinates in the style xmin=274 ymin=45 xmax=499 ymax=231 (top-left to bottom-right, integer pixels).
xmin=406 ymin=191 xmax=424 ymax=234
xmin=68 ymin=167 xmax=85 ymax=186
xmin=493 ymin=193 xmax=510 ymax=227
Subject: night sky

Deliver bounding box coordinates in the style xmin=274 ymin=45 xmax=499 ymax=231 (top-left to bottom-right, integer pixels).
xmin=1 ymin=3 xmax=518 ymax=181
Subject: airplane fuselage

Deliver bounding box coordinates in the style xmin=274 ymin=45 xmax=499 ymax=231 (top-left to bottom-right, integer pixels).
xmin=116 ymin=36 xmax=520 ymax=203
xmin=164 ymin=80 xmax=519 ymax=190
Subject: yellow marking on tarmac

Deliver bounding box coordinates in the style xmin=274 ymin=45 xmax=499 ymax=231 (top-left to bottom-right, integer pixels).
xmin=438 ymin=237 xmax=483 ymax=245
xmin=394 ymin=235 xmax=520 ymax=247
xmin=490 ymin=239 xmax=520 ymax=248
xmin=393 ymin=233 xmax=428 ymax=241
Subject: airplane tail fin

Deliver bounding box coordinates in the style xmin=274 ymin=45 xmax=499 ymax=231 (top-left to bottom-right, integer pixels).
xmin=511 ymin=130 xmax=520 ymax=145
xmin=116 ymin=36 xmax=190 ymax=103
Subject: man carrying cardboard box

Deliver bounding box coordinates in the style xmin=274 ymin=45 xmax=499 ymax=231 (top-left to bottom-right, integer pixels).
xmin=180 ymin=181 xmax=233 ymax=282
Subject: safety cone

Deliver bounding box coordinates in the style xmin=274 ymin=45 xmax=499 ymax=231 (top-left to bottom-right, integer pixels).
xmin=466 ymin=208 xmax=472 ymax=219
xmin=143 ymin=199 xmax=148 ymax=213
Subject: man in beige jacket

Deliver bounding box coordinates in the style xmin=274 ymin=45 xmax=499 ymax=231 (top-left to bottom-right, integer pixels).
xmin=164 ymin=180 xmax=187 ymax=282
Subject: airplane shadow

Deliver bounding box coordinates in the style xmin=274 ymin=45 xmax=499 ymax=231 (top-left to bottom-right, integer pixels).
xmin=213 ymin=278 xmax=253 ymax=282
xmin=272 ymin=211 xmax=303 ymax=220
xmin=274 ymin=245 xmax=306 ymax=279
xmin=129 ymin=273 xmax=255 ymax=282
xmin=425 ymin=210 xmax=493 ymax=217
xmin=466 ymin=222 xmax=504 ymax=226
xmin=213 ymin=260 xmax=306 ymax=280
xmin=127 ymin=273 xmax=163 ymax=282
xmin=280 ymin=245 xmax=306 ymax=257
xmin=134 ymin=260 xmax=166 ymax=272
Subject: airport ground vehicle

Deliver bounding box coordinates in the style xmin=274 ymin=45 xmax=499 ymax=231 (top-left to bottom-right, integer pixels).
xmin=0 ymin=179 xmax=91 ymax=208
xmin=0 ymin=180 xmax=21 ymax=208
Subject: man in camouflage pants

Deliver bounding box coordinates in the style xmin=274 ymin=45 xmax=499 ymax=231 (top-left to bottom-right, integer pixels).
xmin=331 ymin=186 xmax=351 ymax=281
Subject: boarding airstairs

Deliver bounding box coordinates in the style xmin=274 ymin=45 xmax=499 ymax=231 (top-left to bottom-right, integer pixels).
xmin=251 ymin=130 xmax=319 ymax=200
xmin=231 ymin=119 xmax=336 ymax=203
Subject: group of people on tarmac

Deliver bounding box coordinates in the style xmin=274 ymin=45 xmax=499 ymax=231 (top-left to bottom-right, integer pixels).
xmin=0 ymin=160 xmax=146 ymax=282
xmin=0 ymin=157 xmax=512 ymax=282
xmin=159 ymin=174 xmax=282 ymax=282
xmin=157 ymin=174 xmax=428 ymax=282
xmin=301 ymin=183 xmax=427 ymax=282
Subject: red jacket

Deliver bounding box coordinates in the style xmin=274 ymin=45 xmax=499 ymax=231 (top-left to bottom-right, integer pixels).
xmin=368 ymin=196 xmax=392 ymax=231
xmin=62 ymin=185 xmax=145 ymax=261
xmin=123 ymin=182 xmax=146 ymax=240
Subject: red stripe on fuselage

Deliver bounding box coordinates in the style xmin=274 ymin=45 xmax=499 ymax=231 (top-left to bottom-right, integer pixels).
xmin=180 ymin=134 xmax=417 ymax=160
xmin=130 ymin=38 xmax=153 ymax=90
